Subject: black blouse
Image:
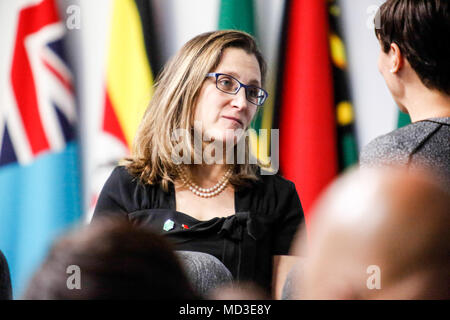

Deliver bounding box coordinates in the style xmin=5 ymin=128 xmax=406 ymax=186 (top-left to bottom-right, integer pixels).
xmin=93 ymin=166 xmax=304 ymax=292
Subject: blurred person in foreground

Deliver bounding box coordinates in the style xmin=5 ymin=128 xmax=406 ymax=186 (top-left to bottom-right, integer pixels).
xmin=289 ymin=167 xmax=450 ymax=299
xmin=23 ymin=218 xmax=198 ymax=299
xmin=208 ymin=282 xmax=270 ymax=300
xmin=360 ymin=0 xmax=450 ymax=192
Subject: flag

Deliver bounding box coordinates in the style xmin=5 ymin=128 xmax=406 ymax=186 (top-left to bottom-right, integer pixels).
xmin=328 ymin=0 xmax=359 ymax=169
xmin=397 ymin=111 xmax=411 ymax=128
xmin=275 ymin=0 xmax=338 ymax=226
xmin=218 ymin=0 xmax=276 ymax=169
xmin=0 ymin=0 xmax=81 ymax=296
xmin=86 ymin=0 xmax=155 ymax=220
xmin=218 ymin=0 xmax=255 ymax=35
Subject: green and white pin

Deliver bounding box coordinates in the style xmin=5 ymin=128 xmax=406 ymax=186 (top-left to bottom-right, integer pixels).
xmin=163 ymin=219 xmax=175 ymax=231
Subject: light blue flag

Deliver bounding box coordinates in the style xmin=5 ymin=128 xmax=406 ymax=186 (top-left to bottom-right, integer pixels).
xmin=0 ymin=144 xmax=81 ymax=297
xmin=0 ymin=0 xmax=82 ymax=297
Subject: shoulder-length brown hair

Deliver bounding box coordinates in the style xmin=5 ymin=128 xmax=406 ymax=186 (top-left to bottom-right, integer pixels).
xmin=124 ymin=30 xmax=267 ymax=191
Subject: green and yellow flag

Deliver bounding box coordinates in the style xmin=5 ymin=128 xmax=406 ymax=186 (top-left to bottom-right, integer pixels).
xmin=397 ymin=111 xmax=411 ymax=128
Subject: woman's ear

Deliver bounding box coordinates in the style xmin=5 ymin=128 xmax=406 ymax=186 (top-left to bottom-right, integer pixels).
xmin=389 ymin=43 xmax=404 ymax=73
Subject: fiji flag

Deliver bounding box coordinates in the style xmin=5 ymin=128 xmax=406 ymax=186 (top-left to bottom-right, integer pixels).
xmin=0 ymin=0 xmax=81 ymax=297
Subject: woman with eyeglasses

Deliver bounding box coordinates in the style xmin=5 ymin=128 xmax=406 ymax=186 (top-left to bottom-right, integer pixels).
xmin=93 ymin=30 xmax=304 ymax=299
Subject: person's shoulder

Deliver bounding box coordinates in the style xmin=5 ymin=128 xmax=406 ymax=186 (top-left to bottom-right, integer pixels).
xmin=359 ymin=128 xmax=408 ymax=164
xmin=109 ymin=165 xmax=136 ymax=181
xmin=426 ymin=117 xmax=450 ymax=127
xmin=259 ymin=172 xmax=295 ymax=188
xmin=360 ymin=120 xmax=443 ymax=166
xmin=94 ymin=166 xmax=162 ymax=217
xmin=243 ymin=170 xmax=302 ymax=222
xmin=255 ymin=171 xmax=297 ymax=196
xmin=102 ymin=165 xmax=148 ymax=195
xmin=110 ymin=165 xmax=147 ymax=185
xmin=254 ymin=171 xmax=304 ymax=223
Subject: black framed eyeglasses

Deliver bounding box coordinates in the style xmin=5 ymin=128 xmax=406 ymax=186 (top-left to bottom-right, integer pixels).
xmin=206 ymin=72 xmax=268 ymax=106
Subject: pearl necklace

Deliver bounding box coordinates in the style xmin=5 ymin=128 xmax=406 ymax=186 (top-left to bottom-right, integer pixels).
xmin=176 ymin=166 xmax=233 ymax=198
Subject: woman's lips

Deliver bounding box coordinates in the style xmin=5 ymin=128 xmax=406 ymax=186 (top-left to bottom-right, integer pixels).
xmin=222 ymin=116 xmax=243 ymax=126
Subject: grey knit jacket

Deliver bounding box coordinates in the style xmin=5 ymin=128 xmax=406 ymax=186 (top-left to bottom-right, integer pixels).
xmin=360 ymin=117 xmax=450 ymax=191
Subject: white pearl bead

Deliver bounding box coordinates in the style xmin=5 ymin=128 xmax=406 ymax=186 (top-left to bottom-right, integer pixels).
xmin=176 ymin=166 xmax=233 ymax=198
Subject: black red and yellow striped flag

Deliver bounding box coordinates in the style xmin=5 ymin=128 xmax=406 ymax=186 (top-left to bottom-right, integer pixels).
xmin=275 ymin=0 xmax=338 ymax=226
xmin=328 ymin=0 xmax=359 ymax=169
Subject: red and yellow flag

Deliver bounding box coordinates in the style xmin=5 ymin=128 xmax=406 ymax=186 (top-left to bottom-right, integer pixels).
xmin=277 ymin=0 xmax=338 ymax=226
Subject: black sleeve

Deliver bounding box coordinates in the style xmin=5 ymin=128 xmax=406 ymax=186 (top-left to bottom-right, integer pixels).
xmin=271 ymin=181 xmax=304 ymax=255
xmin=92 ymin=166 xmax=138 ymax=221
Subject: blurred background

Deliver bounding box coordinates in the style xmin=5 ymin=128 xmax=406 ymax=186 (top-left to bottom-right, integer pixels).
xmin=0 ymin=0 xmax=404 ymax=297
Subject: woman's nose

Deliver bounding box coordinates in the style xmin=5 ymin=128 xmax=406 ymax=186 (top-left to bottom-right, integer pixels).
xmin=230 ymin=87 xmax=248 ymax=110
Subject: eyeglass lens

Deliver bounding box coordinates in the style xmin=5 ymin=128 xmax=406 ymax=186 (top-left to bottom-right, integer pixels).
xmin=216 ymin=74 xmax=265 ymax=106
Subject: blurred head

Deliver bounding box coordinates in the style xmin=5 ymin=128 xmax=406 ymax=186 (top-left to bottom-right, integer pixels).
xmin=126 ymin=30 xmax=267 ymax=190
xmin=208 ymin=282 xmax=270 ymax=300
xmin=292 ymin=167 xmax=450 ymax=300
xmin=375 ymin=0 xmax=450 ymax=109
xmin=23 ymin=219 xmax=198 ymax=299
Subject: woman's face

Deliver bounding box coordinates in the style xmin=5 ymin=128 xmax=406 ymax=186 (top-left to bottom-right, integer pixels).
xmin=193 ymin=47 xmax=261 ymax=144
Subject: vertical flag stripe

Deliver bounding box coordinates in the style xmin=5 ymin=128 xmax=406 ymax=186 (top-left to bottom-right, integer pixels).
xmin=104 ymin=0 xmax=153 ymax=148
xmin=218 ymin=0 xmax=255 ymax=35
xmin=277 ymin=0 xmax=338 ymax=225
xmin=103 ymin=90 xmax=128 ymax=147
xmin=134 ymin=0 xmax=160 ymax=74
xmin=397 ymin=111 xmax=411 ymax=128
xmin=328 ymin=0 xmax=359 ymax=169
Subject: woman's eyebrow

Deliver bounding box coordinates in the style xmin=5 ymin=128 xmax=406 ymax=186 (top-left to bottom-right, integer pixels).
xmin=219 ymin=71 xmax=261 ymax=86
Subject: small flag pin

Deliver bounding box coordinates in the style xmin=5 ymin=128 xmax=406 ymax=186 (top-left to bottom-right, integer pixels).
xmin=163 ymin=219 xmax=175 ymax=231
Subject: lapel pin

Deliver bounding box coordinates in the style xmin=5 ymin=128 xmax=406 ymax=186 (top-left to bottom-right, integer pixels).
xmin=163 ymin=219 xmax=175 ymax=231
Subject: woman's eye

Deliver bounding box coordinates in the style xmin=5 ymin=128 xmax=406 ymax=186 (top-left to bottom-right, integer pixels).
xmin=219 ymin=79 xmax=233 ymax=87
xmin=248 ymin=88 xmax=260 ymax=98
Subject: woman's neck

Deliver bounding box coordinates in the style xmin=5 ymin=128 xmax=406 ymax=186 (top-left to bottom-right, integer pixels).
xmin=189 ymin=164 xmax=231 ymax=187
xmin=403 ymin=87 xmax=450 ymax=122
